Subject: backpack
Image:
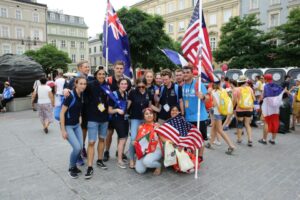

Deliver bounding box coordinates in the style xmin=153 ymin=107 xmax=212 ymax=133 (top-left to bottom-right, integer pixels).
xmin=54 ymin=91 xmax=76 ymax=121
xmin=160 ymin=84 xmax=179 ymax=103
xmin=217 ymin=89 xmax=233 ymax=115
xmin=238 ymin=86 xmax=254 ymax=109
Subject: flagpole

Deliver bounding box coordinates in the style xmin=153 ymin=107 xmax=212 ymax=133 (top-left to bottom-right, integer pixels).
xmin=105 ymin=0 xmax=109 ymax=73
xmin=195 ymin=0 xmax=203 ymax=180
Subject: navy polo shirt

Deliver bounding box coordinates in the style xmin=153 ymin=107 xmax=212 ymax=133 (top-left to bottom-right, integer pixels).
xmin=63 ymin=90 xmax=83 ymax=126
xmin=86 ymin=80 xmax=109 ymax=122
xmin=108 ymin=90 xmax=128 ymax=121
xmin=128 ymin=89 xmax=154 ymax=120
xmin=158 ymin=83 xmax=183 ymax=120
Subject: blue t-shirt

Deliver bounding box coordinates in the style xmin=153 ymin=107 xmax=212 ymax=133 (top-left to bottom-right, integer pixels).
xmin=63 ymin=90 xmax=83 ymax=126
xmin=182 ymin=80 xmax=208 ymax=122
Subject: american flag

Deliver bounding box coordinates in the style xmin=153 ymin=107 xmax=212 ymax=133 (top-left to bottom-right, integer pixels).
xmin=181 ymin=0 xmax=218 ymax=82
xmin=155 ymin=115 xmax=204 ymax=150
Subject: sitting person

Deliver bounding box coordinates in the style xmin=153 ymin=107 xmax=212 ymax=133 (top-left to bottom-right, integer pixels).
xmin=0 ymin=81 xmax=15 ymax=112
xmin=134 ymin=108 xmax=162 ymax=175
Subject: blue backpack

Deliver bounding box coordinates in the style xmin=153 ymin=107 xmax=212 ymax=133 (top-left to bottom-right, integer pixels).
xmin=160 ymin=84 xmax=179 ymax=103
xmin=54 ymin=91 xmax=76 ymax=121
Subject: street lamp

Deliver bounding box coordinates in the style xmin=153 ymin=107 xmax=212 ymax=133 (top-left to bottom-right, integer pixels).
xmin=21 ymin=36 xmax=39 ymax=50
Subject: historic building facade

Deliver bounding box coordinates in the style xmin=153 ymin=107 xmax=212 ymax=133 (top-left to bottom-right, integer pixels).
xmin=47 ymin=10 xmax=88 ymax=71
xmin=88 ymin=34 xmax=106 ymax=73
xmin=0 ymin=0 xmax=47 ymax=56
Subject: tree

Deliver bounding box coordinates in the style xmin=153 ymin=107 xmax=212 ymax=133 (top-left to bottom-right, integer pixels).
xmin=116 ymin=8 xmax=180 ymax=72
xmin=273 ymin=8 xmax=300 ymax=67
xmin=24 ymin=44 xmax=71 ymax=75
xmin=213 ymin=14 xmax=273 ymax=69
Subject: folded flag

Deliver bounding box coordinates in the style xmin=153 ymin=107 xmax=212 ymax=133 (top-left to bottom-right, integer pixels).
xmin=155 ymin=115 xmax=204 ymax=150
xmin=262 ymin=83 xmax=284 ymax=133
xmin=161 ymin=48 xmax=188 ymax=66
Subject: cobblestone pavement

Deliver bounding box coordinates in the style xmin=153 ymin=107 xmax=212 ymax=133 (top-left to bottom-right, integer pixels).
xmin=0 ymin=110 xmax=300 ymax=200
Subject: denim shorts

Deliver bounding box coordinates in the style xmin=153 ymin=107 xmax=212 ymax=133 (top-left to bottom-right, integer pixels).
xmin=214 ymin=114 xmax=224 ymax=121
xmin=87 ymin=121 xmax=109 ymax=141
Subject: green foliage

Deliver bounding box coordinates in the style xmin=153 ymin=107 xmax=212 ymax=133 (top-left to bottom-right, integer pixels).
xmin=24 ymin=44 xmax=71 ymax=74
xmin=273 ymin=8 xmax=300 ymax=67
xmin=116 ymin=7 xmax=180 ymax=72
xmin=213 ymin=14 xmax=274 ymax=68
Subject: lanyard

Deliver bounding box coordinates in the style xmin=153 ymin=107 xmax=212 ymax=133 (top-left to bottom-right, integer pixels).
xmin=184 ymin=80 xmax=194 ymax=97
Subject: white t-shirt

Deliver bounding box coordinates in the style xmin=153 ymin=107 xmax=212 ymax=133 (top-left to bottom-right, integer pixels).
xmin=55 ymin=77 xmax=65 ymax=95
xmin=37 ymin=85 xmax=51 ymax=104
xmin=212 ymin=90 xmax=221 ymax=115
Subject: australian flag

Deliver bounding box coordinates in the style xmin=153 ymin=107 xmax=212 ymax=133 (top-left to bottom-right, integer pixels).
xmin=103 ymin=0 xmax=132 ymax=78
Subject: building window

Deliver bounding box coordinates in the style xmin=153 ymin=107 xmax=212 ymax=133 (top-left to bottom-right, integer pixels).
xmin=168 ymin=23 xmax=174 ymax=33
xmin=100 ymin=57 xmax=103 ymax=65
xmin=70 ymin=16 xmax=75 ymax=23
xmin=70 ymin=29 xmax=75 ymax=36
xmin=270 ymin=0 xmax=280 ymax=5
xmin=210 ymin=37 xmax=217 ymax=51
xmin=80 ymin=42 xmax=85 ymax=49
xmin=33 ymin=30 xmax=39 ymax=40
xmin=79 ymin=18 xmax=84 ymax=24
xmin=223 ymin=9 xmax=232 ymax=23
xmin=0 ymin=8 xmax=8 ymax=18
xmin=179 ymin=0 xmax=185 ymax=10
xmin=16 ymin=46 xmax=24 ymax=55
xmin=50 ymin=12 xmax=55 ymax=20
xmin=16 ymin=10 xmax=22 ymax=20
xmin=80 ymin=55 xmax=84 ymax=60
xmin=156 ymin=6 xmax=161 ymax=14
xmin=16 ymin=27 xmax=23 ymax=39
xmin=94 ymin=57 xmax=97 ymax=66
xmin=51 ymin=40 xmax=56 ymax=47
xmin=60 ymin=28 xmax=66 ymax=35
xmin=71 ymin=54 xmax=76 ymax=63
xmin=71 ymin=41 xmax=76 ymax=48
xmin=179 ymin=21 xmax=185 ymax=31
xmin=33 ymin=13 xmax=39 ymax=22
xmin=60 ymin=14 xmax=65 ymax=22
xmin=250 ymin=0 xmax=259 ymax=9
xmin=100 ymin=45 xmax=103 ymax=52
xmin=94 ymin=46 xmax=97 ymax=53
xmin=167 ymin=2 xmax=175 ymax=13
xmin=61 ymin=40 xmax=66 ymax=48
xmin=1 ymin=26 xmax=9 ymax=38
xmin=209 ymin=13 xmax=217 ymax=25
xmin=89 ymin=48 xmax=91 ymax=53
xmin=269 ymin=12 xmax=280 ymax=27
xmin=2 ymin=44 xmax=11 ymax=54
xmin=79 ymin=31 xmax=85 ymax=37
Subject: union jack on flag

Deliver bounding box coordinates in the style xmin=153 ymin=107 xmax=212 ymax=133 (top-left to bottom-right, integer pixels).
xmin=103 ymin=0 xmax=132 ymax=78
xmin=155 ymin=115 xmax=204 ymax=151
xmin=181 ymin=0 xmax=218 ymax=82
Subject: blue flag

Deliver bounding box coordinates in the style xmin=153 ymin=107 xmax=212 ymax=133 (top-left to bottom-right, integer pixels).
xmin=103 ymin=1 xmax=132 ymax=78
xmin=161 ymin=48 xmax=188 ymax=66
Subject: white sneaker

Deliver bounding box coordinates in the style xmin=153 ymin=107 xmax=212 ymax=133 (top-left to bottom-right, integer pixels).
xmin=213 ymin=141 xmax=221 ymax=146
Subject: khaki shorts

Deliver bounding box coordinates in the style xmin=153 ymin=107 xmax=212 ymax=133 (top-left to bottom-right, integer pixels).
xmin=293 ymin=102 xmax=300 ymax=117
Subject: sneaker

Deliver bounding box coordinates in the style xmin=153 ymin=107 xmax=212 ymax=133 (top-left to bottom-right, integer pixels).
xmin=44 ymin=127 xmax=48 ymax=134
xmin=85 ymin=167 xmax=94 ymax=179
xmin=237 ymin=140 xmax=242 ymax=144
xmin=76 ymin=156 xmax=84 ymax=166
xmin=82 ymin=147 xmax=87 ymax=158
xmin=291 ymin=127 xmax=295 ymax=131
xmin=103 ymin=151 xmax=110 ymax=162
xmin=248 ymin=141 xmax=253 ymax=147
xmin=205 ymin=143 xmax=214 ymax=149
xmin=122 ymin=153 xmax=128 ymax=163
xmin=74 ymin=166 xmax=82 ymax=174
xmin=223 ymin=126 xmax=229 ymax=131
xmin=96 ymin=160 xmax=108 ymax=170
xmin=213 ymin=141 xmax=221 ymax=146
xmin=225 ymin=147 xmax=234 ymax=155
xmin=268 ymin=140 xmax=276 ymax=145
xmin=118 ymin=161 xmax=126 ymax=169
xmin=258 ymin=139 xmax=267 ymax=145
xmin=68 ymin=167 xmax=79 ymax=179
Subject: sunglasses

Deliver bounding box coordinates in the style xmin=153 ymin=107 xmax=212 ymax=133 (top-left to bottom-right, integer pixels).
xmin=137 ymin=86 xmax=146 ymax=89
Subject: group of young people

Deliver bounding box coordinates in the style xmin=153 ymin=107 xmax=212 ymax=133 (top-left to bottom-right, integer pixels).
xmin=31 ymin=59 xmax=300 ymax=179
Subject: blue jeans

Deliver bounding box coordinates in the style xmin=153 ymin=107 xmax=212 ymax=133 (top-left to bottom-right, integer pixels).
xmin=135 ymin=148 xmax=162 ymax=174
xmin=87 ymin=121 xmax=109 ymax=142
xmin=66 ymin=124 xmax=83 ymax=168
xmin=129 ymin=119 xmax=144 ymax=160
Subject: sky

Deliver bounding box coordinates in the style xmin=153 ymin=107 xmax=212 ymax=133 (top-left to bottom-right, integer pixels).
xmin=38 ymin=0 xmax=141 ymax=37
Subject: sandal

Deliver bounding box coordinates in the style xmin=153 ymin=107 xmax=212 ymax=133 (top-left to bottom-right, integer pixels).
xmin=205 ymin=143 xmax=214 ymax=149
xmin=225 ymin=147 xmax=234 ymax=155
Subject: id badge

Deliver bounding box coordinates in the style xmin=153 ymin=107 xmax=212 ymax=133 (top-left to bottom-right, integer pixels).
xmin=185 ymin=100 xmax=189 ymax=108
xmin=163 ymin=104 xmax=170 ymax=112
xmin=98 ymin=103 xmax=105 ymax=112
